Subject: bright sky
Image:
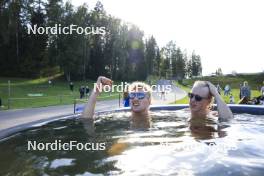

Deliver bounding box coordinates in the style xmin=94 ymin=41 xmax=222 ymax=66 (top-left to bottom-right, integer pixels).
xmin=72 ymin=0 xmax=264 ymax=75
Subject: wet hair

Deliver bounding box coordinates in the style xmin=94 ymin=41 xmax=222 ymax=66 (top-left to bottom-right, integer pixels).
xmin=192 ymin=81 xmax=213 ymax=101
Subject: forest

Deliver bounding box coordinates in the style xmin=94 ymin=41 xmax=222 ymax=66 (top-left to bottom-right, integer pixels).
xmin=0 ymin=0 xmax=202 ymax=81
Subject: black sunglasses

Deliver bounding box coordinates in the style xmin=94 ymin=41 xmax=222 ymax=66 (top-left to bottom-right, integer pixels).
xmin=188 ymin=93 xmax=208 ymax=102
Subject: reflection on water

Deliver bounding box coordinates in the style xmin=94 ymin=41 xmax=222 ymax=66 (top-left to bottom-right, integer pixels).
xmin=50 ymin=158 xmax=75 ymax=169
xmin=0 ymin=110 xmax=264 ymax=175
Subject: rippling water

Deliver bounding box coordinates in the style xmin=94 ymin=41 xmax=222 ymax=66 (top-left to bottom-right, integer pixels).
xmin=0 ymin=110 xmax=264 ymax=176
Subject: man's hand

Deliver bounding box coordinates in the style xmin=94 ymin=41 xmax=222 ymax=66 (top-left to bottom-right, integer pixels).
xmin=97 ymin=76 xmax=113 ymax=85
xmin=206 ymin=81 xmax=219 ymax=97
xmin=206 ymin=81 xmax=233 ymax=119
xmin=82 ymin=76 xmax=113 ymax=120
xmin=95 ymin=76 xmax=113 ymax=94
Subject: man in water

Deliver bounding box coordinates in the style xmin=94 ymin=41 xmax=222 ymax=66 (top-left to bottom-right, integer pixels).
xmin=81 ymin=76 xmax=152 ymax=129
xmin=189 ymin=81 xmax=233 ymax=120
xmin=188 ymin=81 xmax=233 ymax=139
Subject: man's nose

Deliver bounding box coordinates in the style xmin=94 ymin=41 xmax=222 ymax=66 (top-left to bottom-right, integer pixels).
xmin=189 ymin=96 xmax=195 ymax=102
xmin=133 ymin=96 xmax=139 ymax=100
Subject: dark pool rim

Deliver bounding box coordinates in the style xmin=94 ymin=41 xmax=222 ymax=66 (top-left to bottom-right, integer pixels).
xmin=1 ymin=104 xmax=264 ymax=140
xmin=97 ymin=104 xmax=264 ymax=116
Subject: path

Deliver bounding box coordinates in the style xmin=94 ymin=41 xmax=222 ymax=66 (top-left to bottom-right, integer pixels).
xmin=152 ymin=79 xmax=187 ymax=105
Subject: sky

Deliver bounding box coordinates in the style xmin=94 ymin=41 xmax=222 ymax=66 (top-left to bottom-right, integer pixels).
xmin=71 ymin=0 xmax=264 ymax=75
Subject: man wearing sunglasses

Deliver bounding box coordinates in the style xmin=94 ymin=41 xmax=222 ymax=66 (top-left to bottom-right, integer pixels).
xmin=189 ymin=81 xmax=233 ymax=120
xmin=188 ymin=81 xmax=233 ymax=140
xmin=128 ymin=82 xmax=152 ymax=128
xmin=81 ymin=76 xmax=152 ymax=129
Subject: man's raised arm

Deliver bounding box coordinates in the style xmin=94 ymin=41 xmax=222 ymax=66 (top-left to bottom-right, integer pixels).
xmin=81 ymin=76 xmax=112 ymax=119
xmin=207 ymin=81 xmax=233 ymax=120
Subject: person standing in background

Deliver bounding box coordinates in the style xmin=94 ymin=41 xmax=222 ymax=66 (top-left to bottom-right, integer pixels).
xmin=216 ymin=83 xmax=222 ymax=95
xmin=260 ymin=81 xmax=264 ymax=95
xmin=85 ymin=86 xmax=90 ymax=98
xmin=69 ymin=82 xmax=74 ymax=92
xmin=48 ymin=80 xmax=52 ymax=87
xmin=224 ymin=84 xmax=231 ymax=96
xmin=79 ymin=86 xmax=85 ymax=99
xmin=240 ymin=81 xmax=251 ymax=101
xmin=123 ymin=91 xmax=130 ymax=107
xmin=229 ymin=94 xmax=235 ymax=104
xmin=239 ymin=83 xmax=242 ymax=99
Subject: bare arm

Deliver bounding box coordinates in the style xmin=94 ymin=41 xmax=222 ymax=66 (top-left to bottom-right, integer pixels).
xmin=207 ymin=82 xmax=233 ymax=120
xmin=81 ymin=76 xmax=112 ymax=119
xmin=82 ymin=89 xmax=100 ymax=119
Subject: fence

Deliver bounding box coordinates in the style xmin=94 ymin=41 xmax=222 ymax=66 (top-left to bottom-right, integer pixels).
xmin=73 ymin=93 xmax=122 ymax=114
xmin=3 ymin=93 xmax=121 ymax=110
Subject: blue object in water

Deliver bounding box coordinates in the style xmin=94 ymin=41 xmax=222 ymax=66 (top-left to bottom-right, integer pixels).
xmin=123 ymin=97 xmax=130 ymax=107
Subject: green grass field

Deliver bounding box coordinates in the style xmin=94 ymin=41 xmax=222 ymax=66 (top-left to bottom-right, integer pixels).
xmin=174 ymin=73 xmax=264 ymax=104
xmin=1 ymin=73 xmax=263 ymax=109
xmin=0 ymin=75 xmax=120 ymax=110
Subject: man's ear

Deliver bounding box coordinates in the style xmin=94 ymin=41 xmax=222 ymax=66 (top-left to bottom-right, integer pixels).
xmin=207 ymin=99 xmax=212 ymax=106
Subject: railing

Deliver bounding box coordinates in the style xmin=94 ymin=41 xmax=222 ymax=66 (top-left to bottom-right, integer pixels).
xmin=73 ymin=93 xmax=121 ymax=114
xmin=4 ymin=93 xmax=121 ymax=110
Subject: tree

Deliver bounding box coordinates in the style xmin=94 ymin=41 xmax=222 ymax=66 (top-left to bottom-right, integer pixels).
xmin=154 ymin=48 xmax=161 ymax=77
xmin=188 ymin=51 xmax=202 ymax=77
xmin=159 ymin=47 xmax=170 ymax=78
xmin=20 ymin=0 xmax=48 ymax=77
xmin=88 ymin=1 xmax=108 ymax=79
xmin=216 ymin=68 xmax=223 ymax=76
xmin=145 ymin=36 xmax=157 ymax=75
xmin=162 ymin=41 xmax=187 ymax=80
xmin=163 ymin=41 xmax=176 ymax=79
xmin=46 ymin=0 xmax=64 ymax=66
xmin=0 ymin=0 xmax=203 ymax=81
xmin=174 ymin=48 xmax=186 ymax=80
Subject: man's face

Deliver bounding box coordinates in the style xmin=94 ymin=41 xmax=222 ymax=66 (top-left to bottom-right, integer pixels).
xmin=130 ymin=89 xmax=150 ymax=113
xmin=189 ymin=86 xmax=210 ymax=113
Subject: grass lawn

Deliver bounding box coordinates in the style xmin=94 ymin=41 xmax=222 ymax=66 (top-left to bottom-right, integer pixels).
xmin=1 ymin=74 xmax=263 ymax=109
xmin=0 ymin=76 xmax=120 ymax=110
